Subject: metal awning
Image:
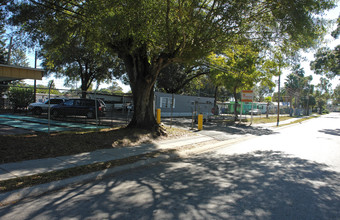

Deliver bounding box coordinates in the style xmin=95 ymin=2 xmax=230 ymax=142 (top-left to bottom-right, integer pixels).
xmin=0 ymin=64 xmax=44 ymax=82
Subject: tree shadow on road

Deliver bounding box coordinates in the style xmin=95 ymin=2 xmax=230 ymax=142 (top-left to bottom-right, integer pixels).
xmin=3 ymin=150 xmax=339 ymax=219
xmin=318 ymin=128 xmax=340 ymax=136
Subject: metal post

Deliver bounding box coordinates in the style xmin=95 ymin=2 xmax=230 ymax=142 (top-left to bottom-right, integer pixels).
xmin=95 ymin=89 xmax=98 ymax=127
xmin=306 ymin=86 xmax=310 ymax=116
xmin=250 ymin=101 xmax=254 ymax=125
xmin=34 ymin=51 xmax=37 ymax=103
xmin=170 ymin=93 xmax=174 ymax=128
xmin=48 ymin=81 xmax=54 ymax=135
xmin=277 ymin=71 xmax=281 ymax=126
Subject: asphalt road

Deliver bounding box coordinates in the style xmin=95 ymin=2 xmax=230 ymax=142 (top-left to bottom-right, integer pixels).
xmin=1 ymin=113 xmax=339 ymax=220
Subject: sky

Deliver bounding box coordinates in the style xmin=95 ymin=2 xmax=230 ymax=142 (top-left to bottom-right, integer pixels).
xmin=23 ymin=4 xmax=340 ymax=94
xmin=277 ymin=5 xmax=340 ymax=92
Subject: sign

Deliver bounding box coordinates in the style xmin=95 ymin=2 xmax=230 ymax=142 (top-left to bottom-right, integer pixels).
xmin=241 ymin=90 xmax=253 ymax=102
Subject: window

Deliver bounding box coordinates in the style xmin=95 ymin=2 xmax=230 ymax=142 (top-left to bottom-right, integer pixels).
xmin=160 ymin=97 xmax=175 ymax=108
xmin=50 ymin=99 xmax=64 ymax=104
xmin=64 ymin=100 xmax=74 ymax=106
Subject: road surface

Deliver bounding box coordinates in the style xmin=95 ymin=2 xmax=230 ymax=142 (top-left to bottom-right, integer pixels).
xmin=1 ymin=113 xmax=339 ymax=219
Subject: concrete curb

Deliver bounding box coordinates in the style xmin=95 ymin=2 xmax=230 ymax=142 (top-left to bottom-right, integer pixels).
xmin=0 ymin=135 xmax=253 ymax=206
xmin=0 ymin=153 xmax=178 ymax=206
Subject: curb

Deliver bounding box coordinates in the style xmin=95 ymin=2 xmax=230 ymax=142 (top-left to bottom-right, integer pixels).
xmin=0 ymin=153 xmax=178 ymax=206
xmin=0 ymin=135 xmax=252 ymax=206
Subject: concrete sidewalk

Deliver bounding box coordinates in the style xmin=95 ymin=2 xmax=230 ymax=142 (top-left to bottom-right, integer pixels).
xmin=0 ymin=133 xmax=250 ymax=205
xmin=0 ymin=116 xmax=311 ymax=205
xmin=0 ymin=135 xmax=214 ymax=181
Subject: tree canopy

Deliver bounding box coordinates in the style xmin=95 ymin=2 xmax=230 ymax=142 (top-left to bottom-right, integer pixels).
xmin=208 ymin=41 xmax=275 ymax=119
xmin=9 ymin=0 xmax=337 ymax=130
xmin=310 ymin=46 xmax=340 ymax=79
xmin=311 ymin=15 xmax=340 ymax=80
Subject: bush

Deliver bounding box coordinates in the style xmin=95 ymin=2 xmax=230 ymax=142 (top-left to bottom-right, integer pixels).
xmin=322 ymin=109 xmax=329 ymax=114
xmin=7 ymin=87 xmax=34 ymax=110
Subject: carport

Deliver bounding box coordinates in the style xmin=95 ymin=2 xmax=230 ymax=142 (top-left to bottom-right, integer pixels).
xmin=0 ymin=63 xmax=44 ymax=105
xmin=0 ymin=64 xmax=43 ymax=82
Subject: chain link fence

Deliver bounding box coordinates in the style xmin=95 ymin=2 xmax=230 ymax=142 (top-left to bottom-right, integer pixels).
xmin=0 ymin=84 xmax=134 ymax=133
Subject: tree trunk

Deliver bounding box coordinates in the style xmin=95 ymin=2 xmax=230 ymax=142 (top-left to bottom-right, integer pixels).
xmin=118 ymin=44 xmax=164 ymax=130
xmin=129 ymin=81 xmax=158 ymax=129
xmin=81 ymin=84 xmax=87 ymax=99
xmin=213 ymin=86 xmax=219 ymax=115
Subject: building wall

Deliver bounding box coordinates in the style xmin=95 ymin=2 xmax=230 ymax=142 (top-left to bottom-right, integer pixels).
xmin=155 ymin=92 xmax=214 ymax=117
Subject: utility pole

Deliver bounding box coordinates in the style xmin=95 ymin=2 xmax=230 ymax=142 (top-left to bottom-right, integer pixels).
xmin=306 ymin=85 xmax=310 ymax=116
xmin=34 ymin=51 xmax=37 ymax=102
xmin=277 ymin=67 xmax=281 ymax=126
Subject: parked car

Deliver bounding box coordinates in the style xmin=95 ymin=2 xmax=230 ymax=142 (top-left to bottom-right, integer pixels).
xmin=51 ymin=99 xmax=106 ymax=119
xmin=113 ymin=103 xmax=124 ymax=111
xmin=249 ymin=109 xmax=262 ymax=115
xmin=28 ymin=98 xmax=68 ymax=115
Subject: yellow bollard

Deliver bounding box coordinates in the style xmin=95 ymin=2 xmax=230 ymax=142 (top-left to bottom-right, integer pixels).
xmin=157 ymin=108 xmax=161 ymax=124
xmin=198 ymin=114 xmax=203 ymax=130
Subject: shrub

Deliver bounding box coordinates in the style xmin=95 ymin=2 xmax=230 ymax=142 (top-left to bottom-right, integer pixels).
xmin=7 ymin=87 xmax=34 ymax=110
xmin=322 ymin=109 xmax=329 ymax=114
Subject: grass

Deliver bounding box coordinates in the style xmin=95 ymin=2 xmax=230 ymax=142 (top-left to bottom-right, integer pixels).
xmin=277 ymin=115 xmax=320 ymax=127
xmin=240 ymin=114 xmax=320 ymax=125
xmin=210 ymin=115 xmax=305 ymax=125
xmin=248 ymin=116 xmax=292 ymax=124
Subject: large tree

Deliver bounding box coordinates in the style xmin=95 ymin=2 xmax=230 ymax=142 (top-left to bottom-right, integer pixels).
xmin=10 ymin=0 xmax=336 ymax=130
xmin=208 ymin=41 xmax=275 ymax=120
xmin=284 ymin=65 xmax=313 ymax=115
xmin=311 ymin=15 xmax=340 ymax=80
xmin=314 ymin=77 xmax=332 ymax=114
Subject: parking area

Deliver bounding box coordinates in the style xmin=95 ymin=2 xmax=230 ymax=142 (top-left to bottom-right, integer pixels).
xmin=0 ymin=114 xmax=110 ymax=135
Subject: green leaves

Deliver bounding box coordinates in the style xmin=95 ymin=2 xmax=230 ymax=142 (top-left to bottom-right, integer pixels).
xmin=8 ymin=87 xmax=34 ymax=109
xmin=207 ymin=41 xmax=273 ymax=93
xmin=310 ymin=46 xmax=340 ymax=79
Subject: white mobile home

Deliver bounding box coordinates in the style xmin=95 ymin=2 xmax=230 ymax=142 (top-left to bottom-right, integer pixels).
xmin=155 ymin=92 xmax=214 ymax=117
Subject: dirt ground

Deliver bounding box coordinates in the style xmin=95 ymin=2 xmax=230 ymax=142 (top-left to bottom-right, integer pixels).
xmin=0 ymin=126 xmax=193 ymax=164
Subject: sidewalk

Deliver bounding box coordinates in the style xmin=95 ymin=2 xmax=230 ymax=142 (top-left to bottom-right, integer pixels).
xmin=0 ymin=116 xmax=311 ymax=205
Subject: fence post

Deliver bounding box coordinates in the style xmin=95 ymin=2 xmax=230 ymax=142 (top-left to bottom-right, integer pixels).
xmin=47 ymin=80 xmax=54 ymax=135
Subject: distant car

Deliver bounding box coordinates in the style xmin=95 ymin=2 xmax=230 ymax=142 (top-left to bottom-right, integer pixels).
xmin=28 ymin=98 xmax=68 ymax=115
xmin=113 ymin=103 xmax=124 ymax=111
xmin=249 ymin=109 xmax=262 ymax=115
xmin=126 ymin=104 xmax=134 ymax=111
xmin=51 ymin=99 xmax=106 ymax=119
